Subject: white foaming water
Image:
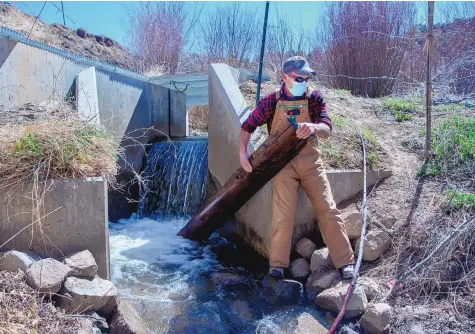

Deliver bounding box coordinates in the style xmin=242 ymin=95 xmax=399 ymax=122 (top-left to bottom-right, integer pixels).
xmin=109 ymin=216 xmax=223 ymax=332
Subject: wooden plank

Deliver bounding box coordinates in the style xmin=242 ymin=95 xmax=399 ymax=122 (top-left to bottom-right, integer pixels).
xmin=177 ymin=121 xmax=311 ymax=240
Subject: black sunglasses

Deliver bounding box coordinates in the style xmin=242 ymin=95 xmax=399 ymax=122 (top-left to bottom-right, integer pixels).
xmin=289 ymin=74 xmax=310 ymax=83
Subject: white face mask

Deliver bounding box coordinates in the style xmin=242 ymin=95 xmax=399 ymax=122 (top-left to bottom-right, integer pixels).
xmin=289 ymin=81 xmax=308 ymax=96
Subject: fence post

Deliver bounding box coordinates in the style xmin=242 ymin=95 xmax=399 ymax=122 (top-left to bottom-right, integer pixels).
xmin=425 ymin=1 xmax=435 ymax=161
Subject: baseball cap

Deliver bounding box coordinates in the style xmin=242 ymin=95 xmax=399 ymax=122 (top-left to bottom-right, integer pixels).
xmin=282 ymin=56 xmax=316 ymax=76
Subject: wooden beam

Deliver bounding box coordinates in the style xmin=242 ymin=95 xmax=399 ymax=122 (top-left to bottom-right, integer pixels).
xmin=177 ymin=121 xmax=311 ymax=240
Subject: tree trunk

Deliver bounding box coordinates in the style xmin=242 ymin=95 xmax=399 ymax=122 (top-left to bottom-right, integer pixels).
xmin=177 ymin=122 xmax=311 ymax=240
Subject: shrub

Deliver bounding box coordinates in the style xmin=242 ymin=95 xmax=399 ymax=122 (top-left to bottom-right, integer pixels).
xmin=444 ymin=189 xmax=475 ymax=210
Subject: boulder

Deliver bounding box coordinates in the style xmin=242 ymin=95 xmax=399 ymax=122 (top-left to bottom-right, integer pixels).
xmin=293 ymin=312 xmax=327 ymax=334
xmin=342 ymin=211 xmax=363 ymax=239
xmin=25 ymin=258 xmax=72 ymax=294
xmin=340 ymin=325 xmax=359 ymax=334
xmin=230 ymin=300 xmax=253 ymax=325
xmin=58 ymin=276 xmax=117 ymax=316
xmin=110 ymin=299 xmax=147 ymax=334
xmin=373 ymin=214 xmax=398 ymax=229
xmin=0 ymin=250 xmax=42 ymax=272
xmin=76 ymin=28 xmax=90 ymax=38
xmin=295 ymin=238 xmax=317 ymax=260
xmin=306 ymin=269 xmax=339 ymax=300
xmin=290 ymin=258 xmax=310 ymax=280
xmin=310 ymin=248 xmax=334 ymax=273
xmin=64 ymin=250 xmax=98 ymax=278
xmin=315 ymin=281 xmax=368 ymax=318
xmin=262 ymin=276 xmax=302 ymax=304
xmin=85 ymin=312 xmax=109 ymax=333
xmin=211 ymin=272 xmax=244 ymax=286
xmin=356 ymin=230 xmax=391 ymax=261
xmin=357 ymin=277 xmax=383 ymax=301
xmin=361 ymin=303 xmax=393 ymax=334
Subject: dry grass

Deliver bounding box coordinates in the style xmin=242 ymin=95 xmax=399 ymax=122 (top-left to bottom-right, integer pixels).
xmin=188 ymin=105 xmax=209 ymax=135
xmin=0 ymin=102 xmax=121 ymax=191
xmin=0 ymin=270 xmax=90 ymax=334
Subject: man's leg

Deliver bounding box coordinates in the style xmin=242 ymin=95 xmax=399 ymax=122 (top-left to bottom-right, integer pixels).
xmin=269 ymin=163 xmax=300 ymax=269
xmin=299 ymin=158 xmax=355 ymax=269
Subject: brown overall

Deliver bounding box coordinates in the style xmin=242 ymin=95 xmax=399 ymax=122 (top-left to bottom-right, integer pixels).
xmin=269 ymin=88 xmax=355 ymax=269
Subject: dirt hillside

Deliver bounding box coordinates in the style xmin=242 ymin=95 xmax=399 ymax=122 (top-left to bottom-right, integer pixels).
xmin=0 ymin=2 xmax=138 ymax=71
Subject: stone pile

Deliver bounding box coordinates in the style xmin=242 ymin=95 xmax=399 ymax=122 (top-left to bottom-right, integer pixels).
xmin=0 ymin=249 xmax=147 ymax=334
xmin=288 ymin=209 xmax=395 ymax=333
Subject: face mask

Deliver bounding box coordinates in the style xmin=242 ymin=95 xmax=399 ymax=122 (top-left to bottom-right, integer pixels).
xmin=289 ymin=81 xmax=307 ymax=96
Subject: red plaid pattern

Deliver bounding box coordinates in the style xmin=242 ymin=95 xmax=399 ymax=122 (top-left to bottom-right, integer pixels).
xmin=241 ymin=83 xmax=332 ymax=133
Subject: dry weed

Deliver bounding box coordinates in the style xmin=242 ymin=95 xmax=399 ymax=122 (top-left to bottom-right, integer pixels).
xmin=0 ymin=271 xmax=88 ymax=334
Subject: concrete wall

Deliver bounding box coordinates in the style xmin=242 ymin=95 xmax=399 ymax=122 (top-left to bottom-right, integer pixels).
xmin=76 ymin=66 xmax=100 ymax=123
xmin=0 ymin=178 xmax=109 ymax=279
xmin=208 ymin=64 xmax=391 ymax=258
xmin=0 ymin=36 xmax=188 ymax=221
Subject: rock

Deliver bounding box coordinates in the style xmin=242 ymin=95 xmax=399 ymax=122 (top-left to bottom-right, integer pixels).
xmin=25 ymin=258 xmax=72 ymax=294
xmin=211 ymin=272 xmax=244 ymax=286
xmin=295 ymin=238 xmax=317 ymax=260
xmin=0 ymin=250 xmax=42 ymax=272
xmin=110 ymin=299 xmax=147 ymax=334
xmin=361 ymin=303 xmax=393 ymax=334
xmin=168 ymin=291 xmax=188 ymax=301
xmin=310 ymin=248 xmax=334 ymax=273
xmin=95 ymin=35 xmax=105 ymax=43
xmin=342 ymin=211 xmax=363 ymax=239
xmin=290 ymin=258 xmax=310 ymax=280
xmin=339 ymin=325 xmax=359 ymax=334
xmin=294 ymin=312 xmax=327 ymax=334
xmin=373 ymin=213 xmax=398 ymax=229
xmin=77 ymin=28 xmax=89 ymax=38
xmin=356 ymin=230 xmax=391 ymax=261
xmin=262 ymin=276 xmax=303 ymax=304
xmin=85 ymin=312 xmax=109 ymax=332
xmin=315 ymin=281 xmax=368 ymax=318
xmin=357 ymin=277 xmax=383 ymax=301
xmin=231 ymin=300 xmax=253 ymax=325
xmin=58 ymin=276 xmax=117 ymax=316
xmin=407 ymin=323 xmax=425 ymax=334
xmin=64 ymin=250 xmax=98 ymax=278
xmin=306 ymin=269 xmax=339 ymax=300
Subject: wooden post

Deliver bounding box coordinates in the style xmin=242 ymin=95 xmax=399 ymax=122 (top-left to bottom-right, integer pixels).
xmin=177 ymin=122 xmax=311 ymax=240
xmin=425 ymin=1 xmax=435 ymax=161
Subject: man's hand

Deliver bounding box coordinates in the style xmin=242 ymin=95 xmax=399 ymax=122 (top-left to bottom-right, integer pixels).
xmin=296 ymin=123 xmax=315 ymax=139
xmin=240 ymin=151 xmax=252 ymax=173
xmin=296 ymin=122 xmax=331 ymax=139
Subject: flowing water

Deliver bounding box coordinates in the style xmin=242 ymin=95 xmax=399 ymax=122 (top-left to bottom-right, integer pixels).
xmin=109 ymin=139 xmax=330 ymax=333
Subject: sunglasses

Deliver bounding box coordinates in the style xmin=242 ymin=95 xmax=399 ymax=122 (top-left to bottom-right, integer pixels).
xmin=288 ymin=74 xmax=310 ymax=83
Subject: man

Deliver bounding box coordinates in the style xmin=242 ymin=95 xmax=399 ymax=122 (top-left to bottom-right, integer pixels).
xmin=239 ymin=56 xmax=355 ymax=280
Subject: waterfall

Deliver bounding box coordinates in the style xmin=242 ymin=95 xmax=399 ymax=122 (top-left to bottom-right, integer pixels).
xmin=137 ymin=139 xmax=208 ymax=218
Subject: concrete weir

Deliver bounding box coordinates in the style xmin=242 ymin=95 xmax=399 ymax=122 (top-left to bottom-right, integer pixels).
xmin=208 ymin=64 xmax=391 ymax=257
xmin=0 ymin=30 xmax=188 ymax=278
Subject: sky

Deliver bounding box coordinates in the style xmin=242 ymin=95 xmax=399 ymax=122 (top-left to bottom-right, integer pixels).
xmin=11 ymin=1 xmax=327 ymax=47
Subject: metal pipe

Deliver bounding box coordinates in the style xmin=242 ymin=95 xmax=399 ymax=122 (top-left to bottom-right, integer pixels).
xmin=61 ymin=1 xmax=66 ymax=26
xmin=425 ymin=1 xmax=434 ymax=161
xmin=256 ymin=1 xmax=270 ymax=107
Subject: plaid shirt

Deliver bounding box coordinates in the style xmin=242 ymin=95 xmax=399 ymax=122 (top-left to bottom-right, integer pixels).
xmin=241 ymin=83 xmax=332 ymax=134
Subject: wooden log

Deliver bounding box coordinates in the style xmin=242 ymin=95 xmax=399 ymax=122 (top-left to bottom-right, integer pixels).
xmin=177 ymin=121 xmax=312 ymax=240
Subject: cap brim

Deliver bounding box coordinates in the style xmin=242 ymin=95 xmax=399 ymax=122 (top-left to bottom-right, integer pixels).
xmin=294 ymin=66 xmax=316 ymax=76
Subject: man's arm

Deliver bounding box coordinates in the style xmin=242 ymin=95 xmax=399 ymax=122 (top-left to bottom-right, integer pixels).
xmin=239 ymin=130 xmax=252 ymax=172
xmin=239 ymin=93 xmax=276 ymax=172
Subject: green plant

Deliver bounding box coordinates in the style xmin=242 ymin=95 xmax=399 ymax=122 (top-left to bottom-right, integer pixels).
xmin=16 ymin=133 xmax=44 ymax=156
xmin=430 ymin=114 xmax=474 ymax=175
xmin=433 ymin=103 xmax=465 ymax=113
xmin=383 ymin=97 xmax=418 ymax=113
xmin=334 ymin=89 xmax=352 ymax=96
xmin=367 ymin=152 xmax=381 ymax=168
xmin=444 ymin=189 xmax=475 ymax=210
xmin=361 ymin=127 xmax=378 ymax=145
xmin=394 ymin=111 xmax=415 ymax=122
xmin=332 ymin=115 xmax=347 ymax=128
